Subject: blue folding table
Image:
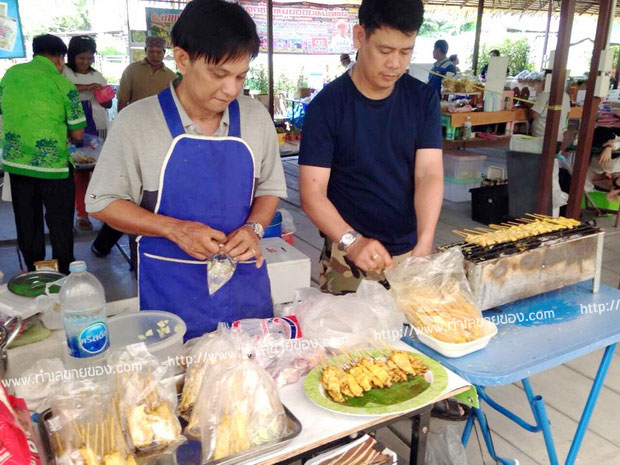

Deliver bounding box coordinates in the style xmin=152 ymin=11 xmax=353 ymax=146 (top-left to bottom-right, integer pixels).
xmin=403 ymin=281 xmax=620 ymax=465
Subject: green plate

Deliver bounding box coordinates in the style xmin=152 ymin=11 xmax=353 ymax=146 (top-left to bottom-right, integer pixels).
xmin=7 ymin=271 xmax=65 ymax=297
xmin=304 ymin=349 xmax=448 ymax=416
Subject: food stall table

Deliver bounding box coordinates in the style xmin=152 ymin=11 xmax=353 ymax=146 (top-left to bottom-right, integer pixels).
xmin=403 ymin=281 xmax=620 ymax=465
xmin=442 ymin=108 xmax=529 ymax=141
xmin=172 ymin=339 xmax=472 ymax=465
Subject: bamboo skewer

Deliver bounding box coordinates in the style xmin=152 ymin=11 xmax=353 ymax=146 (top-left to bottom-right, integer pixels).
xmin=452 ymin=230 xmax=469 ymax=238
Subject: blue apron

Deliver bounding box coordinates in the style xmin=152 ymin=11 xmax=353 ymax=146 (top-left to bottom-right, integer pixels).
xmin=137 ymin=87 xmax=273 ymax=340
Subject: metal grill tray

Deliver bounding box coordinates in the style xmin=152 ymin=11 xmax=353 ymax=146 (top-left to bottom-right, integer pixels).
xmin=438 ymin=223 xmax=600 ymax=263
xmin=38 ymin=401 xmax=302 ymax=465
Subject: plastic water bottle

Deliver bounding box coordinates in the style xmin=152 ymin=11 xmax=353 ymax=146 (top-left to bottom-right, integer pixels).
xmin=464 ymin=116 xmax=473 ymax=140
xmin=60 ymin=261 xmax=109 ymax=367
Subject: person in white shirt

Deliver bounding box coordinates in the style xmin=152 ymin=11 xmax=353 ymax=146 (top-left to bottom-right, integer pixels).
xmin=63 ymin=35 xmax=113 ymax=231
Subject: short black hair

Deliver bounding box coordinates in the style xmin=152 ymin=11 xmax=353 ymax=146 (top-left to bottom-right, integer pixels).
xmin=358 ymin=0 xmax=424 ymax=36
xmin=33 ymin=34 xmax=67 ymax=57
xmin=490 ymin=49 xmax=500 ymax=56
xmin=171 ymin=0 xmax=260 ymax=63
xmin=67 ymin=35 xmax=97 ymax=73
xmin=434 ymin=40 xmax=449 ymax=55
xmin=449 ymin=54 xmax=458 ymax=61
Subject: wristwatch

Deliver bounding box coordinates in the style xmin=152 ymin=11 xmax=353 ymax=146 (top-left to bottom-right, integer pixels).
xmin=244 ymin=222 xmax=265 ymax=239
xmin=338 ymin=231 xmax=360 ymax=252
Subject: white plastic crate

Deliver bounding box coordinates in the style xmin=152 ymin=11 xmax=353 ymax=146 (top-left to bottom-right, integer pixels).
xmin=443 ymin=151 xmax=487 ymax=179
xmin=444 ymin=177 xmax=482 ymax=202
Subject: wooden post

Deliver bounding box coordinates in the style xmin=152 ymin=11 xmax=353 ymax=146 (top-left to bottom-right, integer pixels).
xmin=541 ymin=0 xmax=553 ymax=70
xmin=267 ymin=0 xmax=274 ymax=118
xmin=471 ymin=0 xmax=484 ymax=75
xmin=566 ymin=0 xmax=616 ymax=218
xmin=535 ymin=0 xmax=576 ymax=214
xmin=615 ymin=46 xmax=620 ymax=89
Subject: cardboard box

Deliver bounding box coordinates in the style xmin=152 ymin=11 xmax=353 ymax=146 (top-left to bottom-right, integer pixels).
xmin=260 ymin=237 xmax=311 ymax=304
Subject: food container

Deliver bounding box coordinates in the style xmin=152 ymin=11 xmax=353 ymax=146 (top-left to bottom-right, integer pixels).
xmin=444 ymin=177 xmax=482 ymax=202
xmin=107 ymin=310 xmax=186 ymax=367
xmin=443 ymin=152 xmax=487 ymax=179
xmin=415 ymin=319 xmax=497 ymax=358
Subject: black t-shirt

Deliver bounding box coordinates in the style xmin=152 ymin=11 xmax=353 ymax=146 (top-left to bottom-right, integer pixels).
xmin=298 ymin=72 xmax=442 ymax=255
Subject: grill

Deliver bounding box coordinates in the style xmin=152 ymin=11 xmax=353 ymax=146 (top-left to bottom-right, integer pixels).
xmin=438 ymin=222 xmax=601 ymax=264
xmin=438 ymin=219 xmax=604 ymax=310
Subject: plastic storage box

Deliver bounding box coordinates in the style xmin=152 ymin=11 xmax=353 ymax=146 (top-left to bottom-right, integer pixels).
xmin=443 ymin=151 xmax=487 ymax=179
xmin=470 ymin=184 xmax=509 ymax=224
xmin=444 ymin=177 xmax=482 ymax=202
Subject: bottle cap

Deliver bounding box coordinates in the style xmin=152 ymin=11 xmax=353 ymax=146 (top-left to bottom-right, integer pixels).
xmin=69 ymin=261 xmax=87 ymax=272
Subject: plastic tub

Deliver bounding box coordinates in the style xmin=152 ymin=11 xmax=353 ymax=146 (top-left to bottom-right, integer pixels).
xmin=416 ymin=319 xmax=497 ymax=358
xmin=107 ymin=310 xmax=186 ymax=366
xmin=444 ymin=177 xmax=482 ymax=202
xmin=443 ymin=152 xmax=486 ymax=179
xmin=264 ymin=211 xmax=283 ymax=238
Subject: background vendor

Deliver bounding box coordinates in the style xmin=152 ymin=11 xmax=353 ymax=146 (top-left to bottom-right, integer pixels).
xmin=86 ymin=0 xmax=287 ymax=339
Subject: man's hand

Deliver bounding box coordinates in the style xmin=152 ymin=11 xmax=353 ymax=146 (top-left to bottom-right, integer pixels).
xmin=166 ymin=220 xmax=226 ymax=260
xmin=599 ymin=146 xmax=613 ymax=168
xmin=221 ymin=225 xmax=264 ymax=268
xmin=346 ymin=237 xmax=392 ymax=272
xmin=411 ymin=241 xmax=433 ymax=258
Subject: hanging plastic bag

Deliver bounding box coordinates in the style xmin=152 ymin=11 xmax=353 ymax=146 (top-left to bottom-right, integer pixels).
xmin=291 ymin=280 xmax=405 ymax=347
xmin=425 ymin=425 xmax=469 ymax=465
xmin=385 ymin=248 xmax=489 ymax=344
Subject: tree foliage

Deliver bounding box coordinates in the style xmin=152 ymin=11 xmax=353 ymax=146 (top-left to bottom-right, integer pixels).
xmin=475 ymin=38 xmax=534 ymax=75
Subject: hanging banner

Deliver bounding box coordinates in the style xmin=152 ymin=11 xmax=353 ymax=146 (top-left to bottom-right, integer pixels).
xmin=144 ymin=2 xmax=358 ymax=55
xmin=145 ymin=7 xmax=181 ymax=49
xmin=0 ymin=0 xmax=25 ymax=59
xmin=241 ymin=0 xmax=358 ymax=55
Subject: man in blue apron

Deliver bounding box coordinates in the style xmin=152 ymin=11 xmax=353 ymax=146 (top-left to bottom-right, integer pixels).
xmin=85 ymin=0 xmax=287 ymax=339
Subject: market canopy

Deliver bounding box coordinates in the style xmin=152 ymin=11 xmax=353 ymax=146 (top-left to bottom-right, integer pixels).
xmin=422 ymin=0 xmax=618 ymax=16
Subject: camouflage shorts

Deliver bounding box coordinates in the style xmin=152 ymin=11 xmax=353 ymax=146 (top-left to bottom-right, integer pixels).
xmin=319 ymin=238 xmax=410 ymax=295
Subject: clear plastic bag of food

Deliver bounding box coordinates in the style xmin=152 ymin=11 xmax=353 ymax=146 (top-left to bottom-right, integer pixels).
xmin=253 ymin=334 xmax=326 ymax=387
xmin=49 ymin=378 xmax=137 ymax=465
xmin=180 ymin=324 xmax=248 ymax=422
xmin=384 ymin=248 xmax=488 ymax=344
xmin=196 ymin=358 xmax=289 ymax=462
xmin=71 ymin=134 xmax=103 ymax=167
xmin=110 ymin=343 xmax=185 ymax=457
xmin=291 ymin=280 xmax=405 ymax=347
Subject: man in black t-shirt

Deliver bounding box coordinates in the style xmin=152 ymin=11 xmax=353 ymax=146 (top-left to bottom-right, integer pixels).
xmin=299 ymin=0 xmax=443 ymax=294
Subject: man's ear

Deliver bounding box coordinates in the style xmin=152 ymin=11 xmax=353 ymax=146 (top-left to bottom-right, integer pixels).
xmin=352 ymin=24 xmax=365 ymax=51
xmin=173 ymin=47 xmax=190 ymax=76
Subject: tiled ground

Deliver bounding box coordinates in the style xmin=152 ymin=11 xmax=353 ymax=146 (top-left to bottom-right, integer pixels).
xmin=1 ymin=148 xmax=619 ymax=464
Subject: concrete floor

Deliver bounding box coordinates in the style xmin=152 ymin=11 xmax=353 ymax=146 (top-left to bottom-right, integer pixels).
xmin=1 ymin=148 xmax=620 ymax=464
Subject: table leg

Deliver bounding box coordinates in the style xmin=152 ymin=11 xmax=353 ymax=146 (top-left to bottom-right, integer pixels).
xmin=565 ymin=343 xmax=616 ymax=465
xmin=410 ymin=406 xmax=430 ymax=465
xmin=522 ymin=379 xmax=559 ymax=465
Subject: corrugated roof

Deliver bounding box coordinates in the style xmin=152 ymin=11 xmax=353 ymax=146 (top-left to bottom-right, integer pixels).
xmin=423 ymin=0 xmax=615 ymax=16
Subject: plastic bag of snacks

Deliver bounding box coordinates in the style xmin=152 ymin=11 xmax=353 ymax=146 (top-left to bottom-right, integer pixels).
xmin=196 ymin=358 xmax=289 ymax=462
xmin=49 ymin=378 xmax=136 ymax=465
xmin=253 ymin=334 xmax=326 ymax=387
xmin=111 ymin=343 xmax=185 ymax=457
xmin=180 ymin=324 xmax=248 ymax=422
xmin=0 ymin=386 xmax=41 ymax=465
xmin=385 ymin=247 xmax=490 ymax=344
xmin=292 ymin=280 xmax=405 ymax=347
